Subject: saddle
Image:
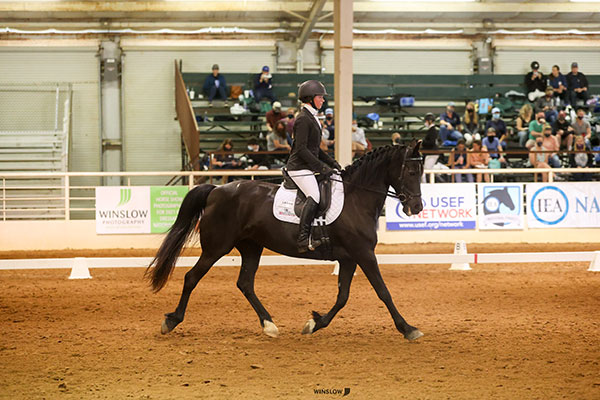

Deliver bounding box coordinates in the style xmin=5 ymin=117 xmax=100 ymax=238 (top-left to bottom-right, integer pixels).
xmin=282 ymin=168 xmax=333 ymax=218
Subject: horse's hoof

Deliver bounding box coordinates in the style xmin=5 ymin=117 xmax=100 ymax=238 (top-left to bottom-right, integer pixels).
xmin=263 ymin=320 xmax=279 ymax=338
xmin=302 ymin=318 xmax=316 ymax=335
xmin=161 ymin=319 xmax=171 ymax=334
xmin=404 ymin=329 xmax=424 ymax=341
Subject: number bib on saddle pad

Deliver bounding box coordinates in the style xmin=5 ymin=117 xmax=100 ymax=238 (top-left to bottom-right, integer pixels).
xmin=273 ymin=173 xmax=344 ymax=225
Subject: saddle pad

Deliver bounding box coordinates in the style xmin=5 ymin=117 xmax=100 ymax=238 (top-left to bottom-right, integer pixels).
xmin=273 ymin=174 xmax=344 ymax=226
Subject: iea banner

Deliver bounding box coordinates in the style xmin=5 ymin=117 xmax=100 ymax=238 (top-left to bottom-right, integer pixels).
xmin=526 ymin=183 xmax=600 ymax=228
xmin=96 ymin=186 xmax=188 ymax=234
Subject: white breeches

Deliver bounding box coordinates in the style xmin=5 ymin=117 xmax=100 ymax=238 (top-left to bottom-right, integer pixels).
xmin=288 ymin=169 xmax=320 ymax=203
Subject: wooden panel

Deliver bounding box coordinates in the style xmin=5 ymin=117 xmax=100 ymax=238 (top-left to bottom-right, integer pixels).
xmin=174 ymin=61 xmax=200 ymax=170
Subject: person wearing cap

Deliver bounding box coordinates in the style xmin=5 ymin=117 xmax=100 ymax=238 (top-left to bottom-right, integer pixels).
xmin=438 ymin=102 xmax=463 ymax=147
xmin=566 ymin=62 xmax=589 ymax=107
xmin=549 ymin=65 xmax=568 ymax=104
xmin=535 ymin=87 xmax=559 ymax=124
xmin=484 ymin=107 xmax=508 ymax=150
xmin=254 ymin=65 xmax=276 ymax=103
xmin=322 ymin=108 xmax=335 ymax=151
xmin=524 ymin=61 xmax=546 ymax=102
xmin=265 ymin=101 xmax=285 ymax=132
xmin=203 ymin=64 xmax=228 ymax=106
xmin=286 ymin=80 xmax=341 ymax=252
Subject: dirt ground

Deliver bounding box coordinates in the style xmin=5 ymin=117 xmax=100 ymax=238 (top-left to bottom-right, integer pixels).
xmin=1 ymin=243 xmax=599 ymax=399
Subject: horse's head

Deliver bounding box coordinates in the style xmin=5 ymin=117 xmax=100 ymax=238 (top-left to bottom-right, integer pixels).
xmin=390 ymin=140 xmax=423 ymax=216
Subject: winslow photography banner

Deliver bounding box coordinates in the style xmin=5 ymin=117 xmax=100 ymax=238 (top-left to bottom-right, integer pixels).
xmin=96 ymin=186 xmax=188 ymax=234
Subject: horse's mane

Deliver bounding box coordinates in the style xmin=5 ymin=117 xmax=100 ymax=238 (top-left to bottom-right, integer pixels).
xmin=341 ymin=145 xmax=405 ymax=188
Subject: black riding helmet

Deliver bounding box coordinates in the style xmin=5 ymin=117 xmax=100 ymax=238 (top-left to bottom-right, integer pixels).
xmin=298 ymin=80 xmax=328 ymax=103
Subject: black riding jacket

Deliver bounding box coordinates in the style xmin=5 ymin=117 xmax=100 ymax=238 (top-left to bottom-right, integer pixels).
xmin=286 ymin=107 xmax=337 ymax=173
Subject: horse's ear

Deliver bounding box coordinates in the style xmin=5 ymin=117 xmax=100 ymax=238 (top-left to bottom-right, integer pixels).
xmin=412 ymin=140 xmax=422 ymax=155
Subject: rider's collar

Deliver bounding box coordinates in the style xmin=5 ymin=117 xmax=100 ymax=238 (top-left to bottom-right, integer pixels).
xmin=303 ymin=104 xmax=318 ymax=116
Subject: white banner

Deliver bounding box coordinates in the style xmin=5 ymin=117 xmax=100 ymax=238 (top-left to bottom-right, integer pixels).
xmin=386 ymin=183 xmax=477 ymax=230
xmin=478 ymin=184 xmax=524 ymax=230
xmin=526 ymin=182 xmax=600 ymax=228
xmin=96 ymin=187 xmax=151 ymax=234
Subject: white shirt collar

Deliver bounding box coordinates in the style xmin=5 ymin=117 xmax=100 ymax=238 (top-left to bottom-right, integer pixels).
xmin=303 ymin=104 xmax=321 ymax=127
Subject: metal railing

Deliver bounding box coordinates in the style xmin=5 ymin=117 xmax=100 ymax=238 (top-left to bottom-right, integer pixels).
xmin=1 ymin=168 xmax=599 ymax=221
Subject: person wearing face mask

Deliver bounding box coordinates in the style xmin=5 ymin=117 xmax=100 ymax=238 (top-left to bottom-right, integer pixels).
xmin=265 ymin=101 xmax=286 ymax=132
xmin=462 ymin=102 xmax=481 ymax=145
xmin=244 ymin=138 xmax=270 ymax=170
xmin=529 ymin=136 xmax=550 ymax=182
xmin=351 ymin=119 xmax=368 ymax=158
xmin=541 ymin=124 xmax=561 ymax=168
xmin=527 ymin=111 xmax=546 ymax=149
xmin=571 ymin=107 xmax=592 ymax=149
xmin=284 ymin=107 xmax=297 ymax=140
xmin=484 ymin=107 xmax=508 ymax=150
xmin=552 ymin=110 xmax=574 ymax=150
xmin=569 ymin=136 xmax=592 ymax=181
xmin=482 ymin=127 xmax=506 ymax=165
xmin=321 ymin=108 xmax=335 ymax=151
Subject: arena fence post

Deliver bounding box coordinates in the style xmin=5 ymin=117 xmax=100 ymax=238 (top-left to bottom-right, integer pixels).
xmin=449 ymin=240 xmax=472 ymax=271
xmin=588 ymin=251 xmax=600 ymax=272
xmin=69 ymin=257 xmax=92 ymax=279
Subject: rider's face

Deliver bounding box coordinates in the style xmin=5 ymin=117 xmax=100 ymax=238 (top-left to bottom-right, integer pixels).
xmin=313 ymin=95 xmax=325 ymax=109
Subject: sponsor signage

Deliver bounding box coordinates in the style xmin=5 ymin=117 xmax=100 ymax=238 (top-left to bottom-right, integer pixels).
xmin=478 ymin=184 xmax=524 ymax=230
xmin=526 ymin=183 xmax=600 ymax=228
xmin=386 ymin=183 xmax=477 ymax=230
xmin=96 ymin=186 xmax=188 ymax=234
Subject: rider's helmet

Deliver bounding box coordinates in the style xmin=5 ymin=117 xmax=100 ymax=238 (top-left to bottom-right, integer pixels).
xmin=298 ymin=80 xmax=328 ymax=103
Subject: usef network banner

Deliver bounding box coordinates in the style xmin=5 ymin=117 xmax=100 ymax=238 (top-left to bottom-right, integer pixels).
xmin=386 ymin=183 xmax=476 ymax=230
xmin=526 ymin=182 xmax=600 ymax=228
xmin=96 ymin=186 xmax=188 ymax=234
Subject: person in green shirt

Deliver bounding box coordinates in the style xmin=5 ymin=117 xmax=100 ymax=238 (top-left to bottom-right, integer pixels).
xmin=527 ymin=111 xmax=546 ymax=149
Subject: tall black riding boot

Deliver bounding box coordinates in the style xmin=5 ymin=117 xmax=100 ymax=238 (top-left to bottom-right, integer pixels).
xmin=297 ymin=198 xmax=322 ymax=253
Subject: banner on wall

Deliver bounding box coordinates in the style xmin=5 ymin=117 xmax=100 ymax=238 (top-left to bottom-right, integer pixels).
xmin=386 ymin=183 xmax=477 ymax=230
xmin=526 ymin=182 xmax=600 ymax=228
xmin=96 ymin=186 xmax=188 ymax=234
xmin=478 ymin=184 xmax=524 ymax=230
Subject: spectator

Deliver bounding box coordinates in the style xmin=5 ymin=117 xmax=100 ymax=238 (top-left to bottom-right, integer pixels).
xmin=468 ymin=139 xmax=490 ymax=183
xmin=462 ymin=102 xmax=481 ymax=145
xmin=529 ymin=136 xmax=550 ymax=182
xmin=267 ymin=120 xmax=291 ymax=152
xmin=552 ymin=110 xmax=574 ymax=150
xmin=535 ymin=86 xmax=559 ymax=124
xmin=566 ymin=62 xmax=589 ymax=107
xmin=265 ymin=101 xmax=285 ymax=132
xmin=570 ymin=136 xmax=593 ymax=181
xmin=254 ymin=65 xmax=276 ymax=103
xmin=541 ymin=124 xmax=561 ymax=168
xmin=571 ymin=107 xmax=592 ymax=149
xmin=482 ymin=127 xmax=506 ymax=164
xmin=452 ymin=139 xmax=473 ymax=183
xmin=484 ymin=107 xmax=508 ymax=149
xmin=243 ymin=138 xmax=270 ymax=170
xmin=203 ymin=64 xmax=228 ymax=107
xmin=526 ymin=111 xmax=546 ymax=149
xmin=439 ymin=101 xmax=463 ymax=146
xmin=524 ymin=61 xmax=546 ymax=102
xmin=516 ymin=104 xmax=534 ymax=148
xmin=284 ymin=107 xmax=296 ymax=138
xmin=351 ymin=119 xmax=368 ymax=157
xmin=421 ymin=112 xmax=440 ymax=182
xmin=548 ymin=65 xmax=568 ymax=105
xmin=591 ymin=136 xmax=600 ymax=166
xmin=391 ymin=132 xmax=402 ymax=146
xmin=322 ymin=108 xmax=335 ymax=150
xmin=212 ymin=139 xmax=243 ymax=184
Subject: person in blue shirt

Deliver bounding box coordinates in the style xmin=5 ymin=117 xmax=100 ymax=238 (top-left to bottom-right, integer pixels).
xmin=254 ymin=65 xmax=276 ymax=103
xmin=203 ymin=64 xmax=227 ymax=106
xmin=548 ymin=65 xmax=567 ymax=105
xmin=482 ymin=127 xmax=506 ymax=165
xmin=484 ymin=107 xmax=508 ymax=150
xmin=438 ymin=102 xmax=463 ymax=146
xmin=566 ymin=62 xmax=589 ymax=107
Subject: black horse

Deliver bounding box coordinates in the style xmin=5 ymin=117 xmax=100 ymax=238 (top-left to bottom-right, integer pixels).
xmin=146 ymin=141 xmax=424 ymax=340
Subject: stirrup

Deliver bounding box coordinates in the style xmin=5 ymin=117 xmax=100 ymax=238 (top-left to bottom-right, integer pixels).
xmin=308 ymin=236 xmax=322 ymax=251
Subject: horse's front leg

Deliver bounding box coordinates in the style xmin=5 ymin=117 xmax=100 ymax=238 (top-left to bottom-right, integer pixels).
xmin=302 ymin=259 xmax=356 ymax=335
xmin=356 ymin=252 xmax=423 ymax=340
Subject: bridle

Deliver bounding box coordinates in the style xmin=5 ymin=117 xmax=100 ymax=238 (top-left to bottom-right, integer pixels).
xmin=395 ymin=146 xmax=423 ymax=203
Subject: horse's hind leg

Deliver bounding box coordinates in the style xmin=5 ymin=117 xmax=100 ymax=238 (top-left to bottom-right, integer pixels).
xmin=357 ymin=252 xmax=423 ymax=341
xmin=235 ymin=241 xmax=279 ymax=338
xmin=302 ymin=259 xmax=356 ymax=335
xmin=161 ymin=251 xmax=224 ymax=334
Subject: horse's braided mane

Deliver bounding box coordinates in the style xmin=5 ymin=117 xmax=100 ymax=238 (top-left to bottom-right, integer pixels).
xmin=341 ymin=144 xmax=403 ymax=184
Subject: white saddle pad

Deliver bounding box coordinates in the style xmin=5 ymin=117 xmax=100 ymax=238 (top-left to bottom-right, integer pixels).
xmin=273 ymin=173 xmax=344 ymax=226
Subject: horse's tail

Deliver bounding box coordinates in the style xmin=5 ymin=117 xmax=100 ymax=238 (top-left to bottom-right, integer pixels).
xmin=145 ymin=184 xmax=216 ymax=292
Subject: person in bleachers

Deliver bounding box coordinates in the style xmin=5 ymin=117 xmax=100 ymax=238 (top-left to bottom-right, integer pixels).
xmin=265 ymin=101 xmax=285 ymax=132
xmin=570 ymin=136 xmax=593 ymax=181
xmin=452 ymin=139 xmax=473 ymax=183
xmin=541 ymin=124 xmax=561 ymax=168
xmin=462 ymin=102 xmax=481 ymax=145
xmin=524 ymin=61 xmax=546 ymax=102
xmin=516 ymin=104 xmax=534 ymax=148
xmin=283 ymin=107 xmax=297 ymax=138
xmin=529 ymin=136 xmax=550 ymax=182
xmin=211 ymin=139 xmax=242 ymax=183
xmin=267 ymin=120 xmax=292 ymax=153
xmin=468 ymin=139 xmax=490 ymax=183
xmin=526 ymin=111 xmax=546 ymax=149
xmin=485 ymin=107 xmax=508 ymax=150
xmin=571 ymin=107 xmax=592 ymax=149
xmin=321 ymin=108 xmax=335 ymax=151
xmin=254 ymin=65 xmax=276 ymax=103
xmin=243 ymin=138 xmax=270 ymax=170
xmin=351 ymin=119 xmax=368 ymax=158
xmin=552 ymin=110 xmax=574 ymax=150
xmin=203 ymin=64 xmax=228 ymax=107
xmin=566 ymin=62 xmax=589 ymax=107
xmin=482 ymin=127 xmax=506 ymax=166
xmin=391 ymin=132 xmax=402 ymax=145
xmin=421 ymin=112 xmax=440 ymax=182
xmin=438 ymin=102 xmax=463 ymax=146
xmin=549 ymin=65 xmax=568 ymax=105
xmin=535 ymin=87 xmax=559 ymax=124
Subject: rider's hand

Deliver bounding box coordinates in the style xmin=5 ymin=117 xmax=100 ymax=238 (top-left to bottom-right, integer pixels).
xmin=320 ymin=164 xmax=334 ymax=177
